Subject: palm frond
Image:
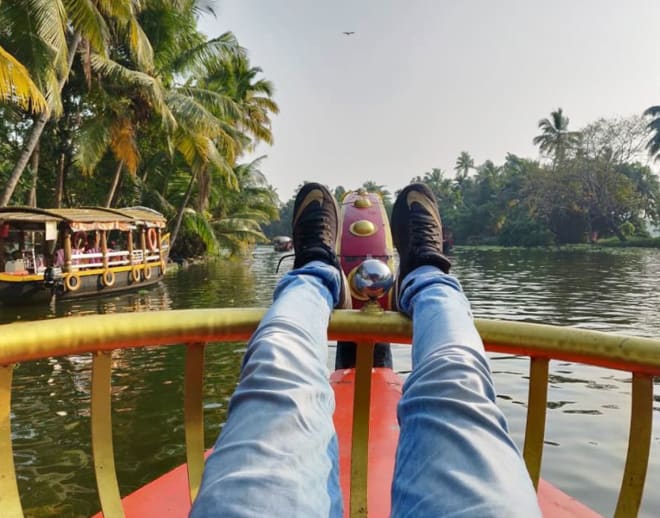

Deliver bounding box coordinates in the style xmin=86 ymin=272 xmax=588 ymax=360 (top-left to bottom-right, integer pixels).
xmin=109 ymin=117 xmax=139 ymax=174
xmin=182 ymin=208 xmax=220 ymax=255
xmin=170 ymin=32 xmax=245 ymax=77
xmin=127 ymin=17 xmax=155 ymax=72
xmin=205 ymin=138 xmax=238 ymax=188
xmin=644 ymin=105 xmax=660 ymax=118
xmin=248 ymin=95 xmax=279 ymax=114
xmin=166 ymin=90 xmax=229 ymax=134
xmin=23 ymin=0 xmax=69 ymax=75
xmin=73 ymin=112 xmax=112 ymax=174
xmin=42 ymin=66 xmax=64 ymax=115
xmin=0 ymin=45 xmax=48 ymax=112
xmin=213 ymin=217 xmax=267 ymax=241
xmin=93 ymin=0 xmax=133 ymax=22
xmin=174 ymin=86 xmax=242 ymax=120
xmin=230 ymin=208 xmax=275 ymax=224
xmin=646 ymin=117 xmax=660 ymax=160
xmin=62 ymin=0 xmax=110 ymax=55
xmin=90 ymin=53 xmax=175 ymax=128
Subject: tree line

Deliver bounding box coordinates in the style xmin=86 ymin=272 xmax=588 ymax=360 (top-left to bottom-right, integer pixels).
xmin=268 ymin=109 xmax=660 ymax=247
xmin=1 ymin=0 xmax=280 ymax=257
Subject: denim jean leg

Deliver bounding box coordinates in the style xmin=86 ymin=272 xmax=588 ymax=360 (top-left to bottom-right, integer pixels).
xmin=390 ymin=265 xmax=541 ymax=518
xmin=190 ymin=261 xmax=343 ymax=518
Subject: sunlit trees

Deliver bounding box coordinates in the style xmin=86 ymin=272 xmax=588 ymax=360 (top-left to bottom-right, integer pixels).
xmin=0 ymin=1 xmax=282 ymax=258
xmin=580 ymin=115 xmax=649 ymax=164
xmin=532 ymin=108 xmax=581 ymax=166
xmin=0 ymin=0 xmax=151 ymax=206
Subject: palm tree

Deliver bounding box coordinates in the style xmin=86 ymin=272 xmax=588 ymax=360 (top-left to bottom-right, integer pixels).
xmin=73 ymin=5 xmax=242 ymax=211
xmin=133 ymin=5 xmax=276 ymax=251
xmin=173 ymin=156 xmax=278 ymax=255
xmin=72 ymin=53 xmax=176 ymax=207
xmin=454 ymin=151 xmax=475 ymax=182
xmin=0 ymin=0 xmax=150 ymax=206
xmin=532 ymin=108 xmax=581 ymax=166
xmin=189 ymin=51 xmax=279 ymax=212
xmin=644 ymin=105 xmax=660 ymax=162
xmin=203 ymin=54 xmax=279 ymax=149
xmin=212 ymin=156 xmax=279 ymax=254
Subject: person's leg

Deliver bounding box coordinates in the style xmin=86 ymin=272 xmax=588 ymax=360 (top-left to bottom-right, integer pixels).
xmin=389 ymin=184 xmax=540 ymax=517
xmin=191 ymin=183 xmax=348 ymax=518
xmin=190 ymin=262 xmax=343 ymax=517
xmin=391 ymin=266 xmax=540 ymax=517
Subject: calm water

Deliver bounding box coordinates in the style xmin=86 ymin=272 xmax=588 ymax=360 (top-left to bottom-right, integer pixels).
xmin=3 ymin=246 xmax=660 ymax=517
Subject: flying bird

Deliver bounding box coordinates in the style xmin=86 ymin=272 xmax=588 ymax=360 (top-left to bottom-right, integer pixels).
xmin=342 ymin=31 xmax=355 ymax=36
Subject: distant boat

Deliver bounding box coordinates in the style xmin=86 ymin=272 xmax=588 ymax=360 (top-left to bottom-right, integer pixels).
xmin=272 ymin=236 xmax=293 ymax=252
xmin=0 ymin=206 xmax=169 ymax=304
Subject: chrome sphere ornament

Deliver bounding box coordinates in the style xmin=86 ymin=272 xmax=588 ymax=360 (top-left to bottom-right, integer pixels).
xmin=351 ymin=259 xmax=394 ymax=300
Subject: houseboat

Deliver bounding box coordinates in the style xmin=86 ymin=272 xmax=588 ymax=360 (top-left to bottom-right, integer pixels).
xmin=272 ymin=235 xmax=293 ymax=251
xmin=0 ymin=206 xmax=169 ymax=304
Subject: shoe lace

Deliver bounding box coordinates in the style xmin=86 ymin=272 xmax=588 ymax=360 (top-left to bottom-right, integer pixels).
xmin=276 ymin=253 xmax=294 ymax=273
xmin=297 ymin=208 xmax=334 ymax=251
xmin=410 ymin=209 xmax=442 ymax=254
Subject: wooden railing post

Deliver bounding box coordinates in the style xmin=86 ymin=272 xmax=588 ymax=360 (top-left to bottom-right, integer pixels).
xmin=184 ymin=343 xmax=206 ymax=503
xmin=0 ymin=364 xmax=23 ymax=518
xmin=350 ymin=340 xmax=375 ymax=518
xmin=91 ymin=350 xmax=124 ymax=517
xmin=522 ymin=357 xmax=549 ymax=488
xmin=614 ymin=373 xmax=653 ymax=517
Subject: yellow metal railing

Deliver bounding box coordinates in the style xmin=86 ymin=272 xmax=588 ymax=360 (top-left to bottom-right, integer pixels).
xmin=1 ymin=309 xmax=659 ymax=518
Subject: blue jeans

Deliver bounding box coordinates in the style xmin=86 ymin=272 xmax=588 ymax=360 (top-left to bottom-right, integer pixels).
xmin=190 ymin=262 xmax=541 ymax=517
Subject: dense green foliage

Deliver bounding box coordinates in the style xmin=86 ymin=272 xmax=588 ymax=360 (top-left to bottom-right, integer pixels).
xmin=269 ymin=112 xmax=660 ymax=247
xmin=0 ymin=0 xmax=279 ymax=258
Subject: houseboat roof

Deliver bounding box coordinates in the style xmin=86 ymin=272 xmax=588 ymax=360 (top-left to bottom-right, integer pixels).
xmin=0 ymin=206 xmax=166 ymax=231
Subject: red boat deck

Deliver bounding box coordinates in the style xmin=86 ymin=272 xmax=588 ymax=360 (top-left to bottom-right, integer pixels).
xmin=94 ymin=368 xmax=602 ymax=517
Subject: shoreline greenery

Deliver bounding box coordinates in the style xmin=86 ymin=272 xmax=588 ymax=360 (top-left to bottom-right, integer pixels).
xmin=267 ymin=111 xmax=660 ymax=249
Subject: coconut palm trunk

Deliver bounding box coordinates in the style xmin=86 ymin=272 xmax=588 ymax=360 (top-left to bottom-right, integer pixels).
xmin=170 ymin=170 xmax=199 ymax=250
xmin=105 ymin=161 xmax=124 ymax=207
xmin=28 ymin=144 xmax=39 ymax=207
xmin=0 ymin=32 xmax=81 ymax=207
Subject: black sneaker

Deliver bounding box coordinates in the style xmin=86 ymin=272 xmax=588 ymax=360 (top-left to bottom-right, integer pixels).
xmin=391 ymin=183 xmax=451 ymax=306
xmin=292 ymin=183 xmax=350 ymax=308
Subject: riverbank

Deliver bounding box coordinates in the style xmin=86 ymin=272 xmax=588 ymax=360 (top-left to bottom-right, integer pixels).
xmin=594 ymin=236 xmax=660 ymax=248
xmin=453 ymin=236 xmax=660 ymax=252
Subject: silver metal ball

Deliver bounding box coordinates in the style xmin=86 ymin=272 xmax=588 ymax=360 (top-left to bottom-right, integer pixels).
xmin=351 ymin=259 xmax=394 ymax=300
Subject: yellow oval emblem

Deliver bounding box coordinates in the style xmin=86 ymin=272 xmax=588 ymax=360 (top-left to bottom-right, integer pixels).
xmin=349 ymin=220 xmax=376 ymax=237
xmin=353 ymin=198 xmax=372 ymax=208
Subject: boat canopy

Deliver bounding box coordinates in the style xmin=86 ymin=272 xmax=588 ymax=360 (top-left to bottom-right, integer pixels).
xmin=0 ymin=206 xmax=166 ymax=232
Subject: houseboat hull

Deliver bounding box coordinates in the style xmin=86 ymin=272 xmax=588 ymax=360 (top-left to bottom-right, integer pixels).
xmin=0 ymin=265 xmax=164 ymax=305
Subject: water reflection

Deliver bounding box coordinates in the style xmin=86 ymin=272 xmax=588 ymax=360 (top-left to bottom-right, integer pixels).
xmin=5 ymin=246 xmax=660 ymax=517
xmin=0 ymin=283 xmax=173 ymax=324
xmin=454 ymin=247 xmax=660 ymax=337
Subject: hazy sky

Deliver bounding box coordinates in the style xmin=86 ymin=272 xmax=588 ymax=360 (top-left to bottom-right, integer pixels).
xmin=199 ymin=1 xmax=660 ymax=202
